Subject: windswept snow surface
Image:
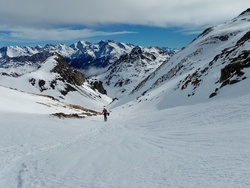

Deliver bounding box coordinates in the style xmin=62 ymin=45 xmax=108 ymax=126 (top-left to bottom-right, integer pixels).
xmin=1 ymin=85 xmax=250 ymax=187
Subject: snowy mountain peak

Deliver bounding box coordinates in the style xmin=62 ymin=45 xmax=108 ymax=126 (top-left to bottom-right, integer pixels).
xmin=98 ymin=40 xmax=114 ymax=45
xmin=70 ymin=41 xmax=91 ymax=50
xmin=0 ymin=45 xmax=38 ymax=58
xmin=69 ymin=40 xmax=135 ymax=69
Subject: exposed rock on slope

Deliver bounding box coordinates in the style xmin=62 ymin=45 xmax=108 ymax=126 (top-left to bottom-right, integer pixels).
xmin=88 ymin=80 xmax=107 ymax=95
xmin=52 ymin=54 xmax=85 ymax=86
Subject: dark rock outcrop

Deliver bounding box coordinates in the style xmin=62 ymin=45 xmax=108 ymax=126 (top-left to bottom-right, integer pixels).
xmin=52 ymin=54 xmax=85 ymax=86
xmin=219 ymin=50 xmax=250 ymax=84
xmin=90 ymin=80 xmax=107 ymax=95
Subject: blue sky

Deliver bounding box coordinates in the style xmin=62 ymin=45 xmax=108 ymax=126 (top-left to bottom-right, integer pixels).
xmin=82 ymin=25 xmax=199 ymax=49
xmin=0 ymin=25 xmax=197 ymax=49
xmin=0 ymin=0 xmax=249 ymax=49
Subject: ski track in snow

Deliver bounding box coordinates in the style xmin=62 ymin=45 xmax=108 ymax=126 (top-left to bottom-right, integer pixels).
xmin=1 ymin=95 xmax=250 ymax=187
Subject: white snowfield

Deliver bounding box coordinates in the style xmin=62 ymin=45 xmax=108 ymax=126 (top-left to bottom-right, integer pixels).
xmin=0 ymin=85 xmax=250 ymax=188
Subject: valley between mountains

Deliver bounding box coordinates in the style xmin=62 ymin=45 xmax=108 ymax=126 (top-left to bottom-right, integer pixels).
xmin=1 ymin=8 xmax=250 ymax=188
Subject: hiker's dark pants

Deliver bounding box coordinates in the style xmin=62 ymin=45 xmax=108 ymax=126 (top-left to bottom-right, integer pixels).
xmin=104 ymin=114 xmax=107 ymax=121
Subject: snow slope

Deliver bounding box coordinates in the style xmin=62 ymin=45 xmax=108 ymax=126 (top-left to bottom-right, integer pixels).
xmin=0 ymin=85 xmax=100 ymax=116
xmin=0 ymin=85 xmax=250 ymax=188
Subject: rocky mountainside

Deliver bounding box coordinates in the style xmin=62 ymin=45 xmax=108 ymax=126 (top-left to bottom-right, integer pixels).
xmin=115 ymin=8 xmax=250 ymax=109
xmin=94 ymin=46 xmax=172 ymax=99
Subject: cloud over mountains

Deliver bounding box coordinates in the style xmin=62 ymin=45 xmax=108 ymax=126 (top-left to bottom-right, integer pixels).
xmin=0 ymin=0 xmax=249 ymax=45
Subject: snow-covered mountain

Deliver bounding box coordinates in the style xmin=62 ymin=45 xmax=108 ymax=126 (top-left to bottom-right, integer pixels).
xmin=69 ymin=40 xmax=135 ymax=69
xmin=0 ymin=53 xmax=111 ymax=110
xmin=111 ymin=8 xmax=250 ymax=109
xmin=95 ymin=46 xmax=172 ymax=99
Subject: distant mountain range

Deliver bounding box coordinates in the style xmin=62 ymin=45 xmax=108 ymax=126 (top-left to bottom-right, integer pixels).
xmin=0 ymin=40 xmax=176 ymax=69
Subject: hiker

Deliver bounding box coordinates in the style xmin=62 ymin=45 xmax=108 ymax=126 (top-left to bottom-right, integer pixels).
xmin=102 ymin=107 xmax=109 ymax=121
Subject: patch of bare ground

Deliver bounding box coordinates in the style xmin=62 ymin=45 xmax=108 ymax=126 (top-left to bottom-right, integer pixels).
xmin=37 ymin=101 xmax=102 ymax=119
xmin=51 ymin=113 xmax=86 ymax=119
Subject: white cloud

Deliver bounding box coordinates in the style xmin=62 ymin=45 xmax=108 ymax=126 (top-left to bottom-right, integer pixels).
xmin=0 ymin=0 xmax=249 ymax=27
xmin=0 ymin=27 xmax=135 ymax=43
xmin=0 ymin=0 xmax=249 ymax=44
xmin=82 ymin=67 xmax=108 ymax=77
